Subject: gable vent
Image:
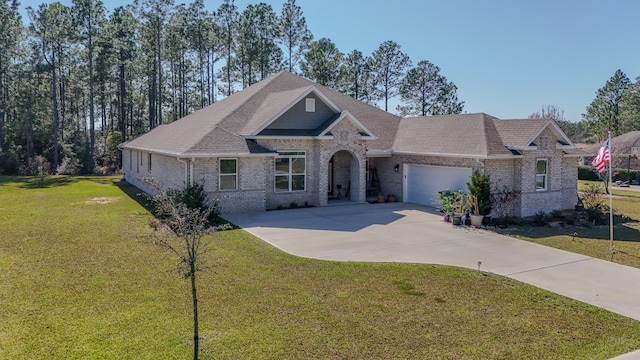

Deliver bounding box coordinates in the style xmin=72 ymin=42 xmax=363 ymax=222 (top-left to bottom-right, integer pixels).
xmin=305 ymin=98 xmax=315 ymax=112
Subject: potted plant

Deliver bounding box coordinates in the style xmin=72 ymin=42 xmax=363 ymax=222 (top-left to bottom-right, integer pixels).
xmin=438 ymin=189 xmax=466 ymax=225
xmin=377 ymin=192 xmax=385 ymax=203
xmin=466 ymin=171 xmax=491 ymax=226
xmin=467 ymin=194 xmax=484 ymax=227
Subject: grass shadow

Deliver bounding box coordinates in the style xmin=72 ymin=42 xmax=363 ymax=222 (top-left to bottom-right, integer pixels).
xmin=113 ymin=179 xmax=236 ymax=230
xmin=0 ymin=176 xmax=78 ymax=189
xmin=113 ymin=179 xmax=155 ymax=214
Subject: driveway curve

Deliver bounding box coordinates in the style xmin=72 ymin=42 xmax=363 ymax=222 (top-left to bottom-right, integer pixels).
xmin=225 ymin=202 xmax=640 ymax=323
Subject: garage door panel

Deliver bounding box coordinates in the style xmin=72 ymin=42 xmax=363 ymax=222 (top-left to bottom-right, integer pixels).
xmin=404 ymin=164 xmax=472 ymax=207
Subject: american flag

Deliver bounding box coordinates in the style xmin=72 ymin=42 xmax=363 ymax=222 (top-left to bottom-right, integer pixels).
xmin=592 ymin=138 xmax=610 ymax=174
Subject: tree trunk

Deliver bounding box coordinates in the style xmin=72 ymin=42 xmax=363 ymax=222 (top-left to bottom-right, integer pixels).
xmin=119 ymin=63 xmax=126 ymax=144
xmin=157 ymin=23 xmax=163 ymax=125
xmin=51 ymin=52 xmax=60 ymax=172
xmin=149 ymin=59 xmax=157 ymax=129
xmin=59 ymin=70 xmax=66 ymax=142
xmin=190 ymin=262 xmax=199 ymax=360
xmin=0 ymin=52 xmax=4 ymax=150
xmin=226 ymin=43 xmax=232 ymax=96
xmin=89 ymin=25 xmax=96 ymax=172
xmin=0 ymin=73 xmax=5 ymax=150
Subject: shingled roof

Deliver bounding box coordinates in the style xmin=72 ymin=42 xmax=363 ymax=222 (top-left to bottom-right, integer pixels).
xmin=394 ymin=113 xmax=514 ymax=158
xmin=124 ymin=71 xmax=400 ymax=156
xmin=584 ymin=131 xmax=640 ymax=156
xmin=122 ymin=71 xmax=577 ymax=159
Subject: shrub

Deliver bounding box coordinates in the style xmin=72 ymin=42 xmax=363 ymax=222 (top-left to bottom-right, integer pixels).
xmin=466 ymin=171 xmax=491 ymax=216
xmin=149 ymin=182 xmax=220 ymax=224
xmin=613 ymin=169 xmax=637 ymax=183
xmin=550 ymin=209 xmax=564 ymax=218
xmin=578 ymin=165 xmax=601 ymax=181
xmin=564 ymin=214 xmax=576 ymax=226
xmin=94 ymin=165 xmax=119 ymax=176
xmin=0 ymin=148 xmax=20 ymax=175
xmin=19 ymin=156 xmax=51 ymax=175
xmin=580 ymin=184 xmax=608 ymax=225
xmin=490 ymin=183 xmax=519 ymax=217
xmin=56 ymin=156 xmax=80 ymax=175
xmin=497 ymin=216 xmax=520 ymax=226
xmin=532 ymin=211 xmax=549 ymax=226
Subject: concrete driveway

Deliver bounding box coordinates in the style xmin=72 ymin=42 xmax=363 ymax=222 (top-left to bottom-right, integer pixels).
xmin=225 ymin=202 xmax=640 ymax=323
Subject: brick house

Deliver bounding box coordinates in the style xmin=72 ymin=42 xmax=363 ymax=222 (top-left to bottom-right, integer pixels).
xmin=583 ymin=131 xmax=640 ymax=173
xmin=120 ymin=71 xmax=582 ymax=217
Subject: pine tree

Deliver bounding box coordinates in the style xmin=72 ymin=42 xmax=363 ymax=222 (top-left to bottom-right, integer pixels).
xmin=370 ymin=40 xmax=411 ymax=111
xmin=73 ymin=0 xmax=106 ymax=172
xmin=215 ymin=0 xmax=238 ymax=96
xmin=397 ymin=60 xmax=463 ymax=116
xmin=583 ymin=69 xmax=630 ymax=139
xmin=278 ymin=0 xmax=311 ymax=73
xmin=300 ymin=38 xmax=343 ymax=88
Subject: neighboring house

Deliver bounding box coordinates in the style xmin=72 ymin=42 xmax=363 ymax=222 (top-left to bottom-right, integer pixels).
xmin=120 ymin=71 xmax=582 ymax=217
xmin=583 ymin=131 xmax=640 ymax=171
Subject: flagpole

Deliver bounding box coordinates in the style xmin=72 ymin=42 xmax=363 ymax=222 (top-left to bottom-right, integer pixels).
xmin=608 ymin=130 xmax=614 ymax=259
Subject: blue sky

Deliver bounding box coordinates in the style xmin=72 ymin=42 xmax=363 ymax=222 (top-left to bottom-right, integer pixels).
xmin=18 ymin=0 xmax=640 ymax=122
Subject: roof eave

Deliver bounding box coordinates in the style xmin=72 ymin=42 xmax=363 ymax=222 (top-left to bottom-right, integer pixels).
xmin=317 ymin=110 xmax=376 ymax=138
xmin=507 ymin=146 xmax=537 ymax=151
xmin=526 ymin=119 xmax=575 ymax=148
xmin=244 ymin=134 xmax=378 ymax=140
xmin=392 ymin=151 xmax=522 ymax=159
xmin=120 ymin=145 xmax=276 ymax=158
xmin=366 ymin=149 xmax=393 ymax=157
xmin=556 ymin=144 xmax=575 ymax=150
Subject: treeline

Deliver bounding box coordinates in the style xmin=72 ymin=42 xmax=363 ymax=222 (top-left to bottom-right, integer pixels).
xmin=0 ymin=0 xmax=463 ymax=175
xmin=530 ymin=70 xmax=640 ymax=145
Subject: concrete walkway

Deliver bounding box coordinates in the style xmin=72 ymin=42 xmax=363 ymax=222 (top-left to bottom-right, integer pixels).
xmin=225 ymin=202 xmax=640 ymax=358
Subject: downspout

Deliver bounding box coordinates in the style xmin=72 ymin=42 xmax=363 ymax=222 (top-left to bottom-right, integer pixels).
xmin=190 ymin=157 xmax=195 ymax=186
xmin=176 ymin=157 xmax=196 ymax=186
xmin=176 ymin=157 xmax=189 ymax=183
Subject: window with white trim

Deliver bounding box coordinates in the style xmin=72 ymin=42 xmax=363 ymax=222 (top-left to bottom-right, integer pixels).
xmin=219 ymin=158 xmax=237 ymax=191
xmin=148 ymin=153 xmax=152 ymax=172
xmin=275 ymin=151 xmax=306 ymax=192
xmin=129 ymin=150 xmax=132 ymax=170
xmin=535 ymin=159 xmax=547 ymax=191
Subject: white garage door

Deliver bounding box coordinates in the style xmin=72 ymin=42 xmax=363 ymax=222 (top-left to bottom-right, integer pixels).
xmin=403 ymin=164 xmax=472 ymax=207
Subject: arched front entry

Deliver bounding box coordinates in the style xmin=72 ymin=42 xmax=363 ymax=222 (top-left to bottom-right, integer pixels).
xmin=326 ymin=150 xmax=362 ymax=204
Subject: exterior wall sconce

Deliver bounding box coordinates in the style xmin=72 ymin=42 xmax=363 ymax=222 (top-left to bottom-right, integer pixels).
xmin=394 ymin=164 xmax=399 ymax=173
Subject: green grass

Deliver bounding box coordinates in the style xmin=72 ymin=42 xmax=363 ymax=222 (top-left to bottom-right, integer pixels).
xmin=2 ymin=176 xmax=640 ymax=359
xmin=499 ymin=181 xmax=640 ymax=268
xmin=578 ymin=180 xmax=640 ymax=202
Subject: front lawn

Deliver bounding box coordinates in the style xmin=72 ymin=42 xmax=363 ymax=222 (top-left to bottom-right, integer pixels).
xmin=498 ymin=181 xmax=640 ymax=268
xmin=1 ymin=176 xmax=640 ymax=359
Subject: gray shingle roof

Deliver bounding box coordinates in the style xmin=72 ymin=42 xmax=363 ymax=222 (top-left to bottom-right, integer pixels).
xmin=124 ymin=71 xmax=400 ymax=156
xmin=492 ymin=118 xmax=549 ymax=148
xmin=393 ymin=113 xmax=514 ymax=157
xmin=584 ymin=131 xmax=640 ymax=156
xmin=122 ymin=71 xmax=577 ymax=159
